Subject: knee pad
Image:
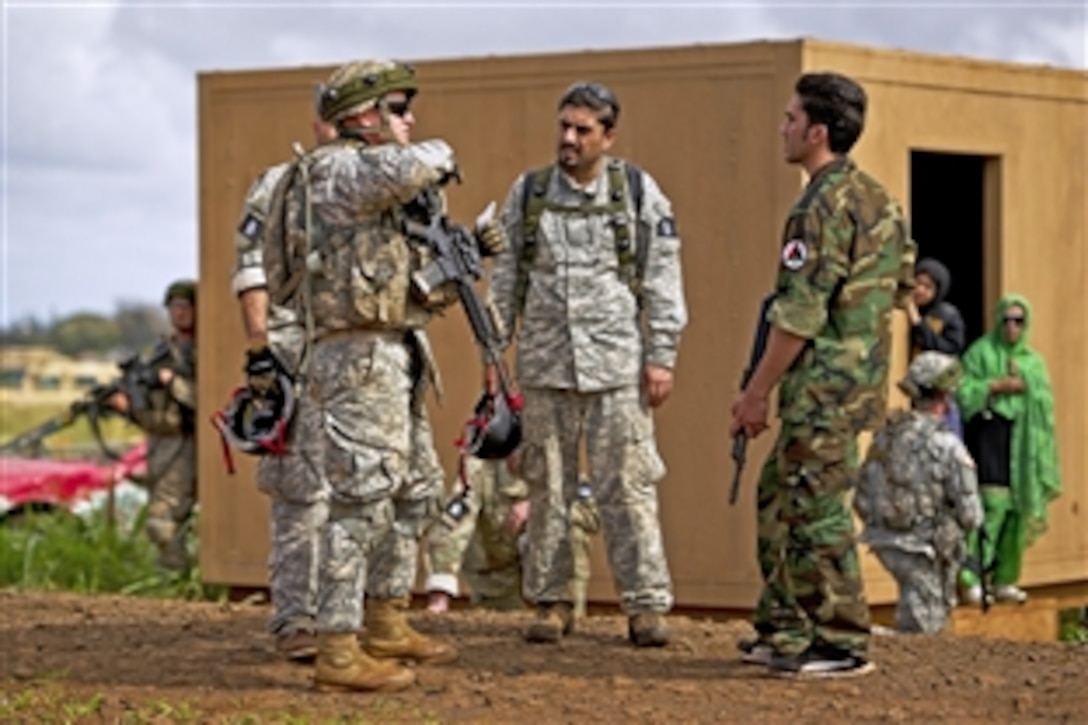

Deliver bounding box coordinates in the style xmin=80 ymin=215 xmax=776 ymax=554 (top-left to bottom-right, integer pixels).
xmin=145 ymin=517 xmax=177 ymax=547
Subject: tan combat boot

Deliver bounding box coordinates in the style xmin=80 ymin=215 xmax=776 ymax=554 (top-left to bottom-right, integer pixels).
xmin=628 ymin=612 xmax=669 ymax=647
xmin=362 ymin=597 xmax=458 ymax=664
xmin=525 ymin=602 xmax=575 ymax=643
xmin=313 ymin=632 xmax=416 ymax=693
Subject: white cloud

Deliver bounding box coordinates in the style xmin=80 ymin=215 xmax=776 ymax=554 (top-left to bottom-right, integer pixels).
xmin=3 ymin=1 xmax=1085 ymax=321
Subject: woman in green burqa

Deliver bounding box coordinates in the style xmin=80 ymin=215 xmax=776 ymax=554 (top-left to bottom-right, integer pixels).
xmin=957 ymin=294 xmax=1061 ymax=604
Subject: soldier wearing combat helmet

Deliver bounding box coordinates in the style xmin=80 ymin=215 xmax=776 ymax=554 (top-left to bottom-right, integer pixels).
xmin=260 ymin=58 xmax=504 ymax=693
xmin=109 ymin=280 xmax=198 ymax=571
xmin=854 ymin=352 xmax=984 ymax=635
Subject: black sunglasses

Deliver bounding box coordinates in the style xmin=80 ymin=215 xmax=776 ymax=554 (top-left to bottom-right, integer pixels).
xmin=384 ymin=98 xmax=412 ymax=118
xmin=1003 ymin=315 xmax=1025 ymax=325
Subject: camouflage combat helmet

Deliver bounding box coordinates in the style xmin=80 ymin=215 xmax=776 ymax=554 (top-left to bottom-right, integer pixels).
xmin=897 ymin=351 xmax=962 ymax=400
xmin=316 ymin=59 xmax=417 ymax=123
xmin=163 ymin=279 xmax=196 ymax=306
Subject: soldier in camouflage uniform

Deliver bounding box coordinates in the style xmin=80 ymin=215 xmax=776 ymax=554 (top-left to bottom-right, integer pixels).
xmin=568 ymin=478 xmax=602 ymax=619
xmin=260 ymin=59 xmax=505 ymax=693
xmin=112 ymin=281 xmax=198 ymax=572
xmin=423 ymin=457 xmax=530 ymax=612
xmin=730 ymin=72 xmax=916 ymax=678
xmin=854 ymin=352 xmax=984 ymax=634
xmin=144 ymin=281 xmax=198 ymax=572
xmin=423 ymin=463 xmax=600 ymax=617
xmin=232 ymin=116 xmax=337 ymax=662
xmin=485 ymin=82 xmax=688 ymax=647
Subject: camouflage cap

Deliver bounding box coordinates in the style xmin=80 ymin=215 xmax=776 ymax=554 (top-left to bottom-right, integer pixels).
xmin=897 ymin=351 xmax=961 ymax=400
xmin=316 ymin=59 xmax=417 ymax=123
xmin=163 ymin=279 xmax=197 ymax=306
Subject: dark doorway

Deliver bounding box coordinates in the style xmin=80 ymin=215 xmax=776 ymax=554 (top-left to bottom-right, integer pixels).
xmin=909 ymin=151 xmax=997 ymax=348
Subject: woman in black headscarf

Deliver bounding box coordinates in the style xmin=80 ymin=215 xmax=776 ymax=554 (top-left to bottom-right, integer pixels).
xmin=907 ymin=257 xmax=966 ymax=435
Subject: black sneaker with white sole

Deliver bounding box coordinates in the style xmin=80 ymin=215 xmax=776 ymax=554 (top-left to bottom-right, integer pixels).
xmin=768 ymin=646 xmax=875 ymax=679
xmin=737 ymin=638 xmax=774 ymax=666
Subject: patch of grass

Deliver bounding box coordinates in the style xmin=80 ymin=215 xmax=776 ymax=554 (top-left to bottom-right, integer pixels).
xmin=0 ymin=401 xmax=142 ymax=456
xmin=1059 ymin=607 xmax=1088 ymax=644
xmin=122 ymin=699 xmax=202 ymax=723
xmin=0 ymin=683 xmax=108 ymax=723
xmin=0 ymin=507 xmax=226 ymax=602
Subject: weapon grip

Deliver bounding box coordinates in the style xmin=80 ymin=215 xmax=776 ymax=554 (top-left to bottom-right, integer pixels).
xmin=729 ymin=431 xmax=747 ymax=505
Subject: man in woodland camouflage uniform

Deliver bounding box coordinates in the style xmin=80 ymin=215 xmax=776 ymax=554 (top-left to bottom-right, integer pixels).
xmin=730 ymin=72 xmax=916 ymax=678
xmin=231 ymin=110 xmax=337 ymax=662
xmin=485 ymin=81 xmax=688 ymax=647
xmin=260 ymin=59 xmax=505 ymax=692
xmin=855 ymin=352 xmax=984 ymax=634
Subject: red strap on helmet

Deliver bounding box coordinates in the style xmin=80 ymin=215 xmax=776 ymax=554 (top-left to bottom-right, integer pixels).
xmin=211 ymin=411 xmax=236 ymax=475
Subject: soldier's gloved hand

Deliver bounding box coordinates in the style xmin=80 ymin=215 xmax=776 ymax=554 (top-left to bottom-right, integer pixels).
xmin=137 ymin=365 xmax=165 ymax=388
xmin=474 ymin=201 xmax=507 ymax=256
xmin=413 ymin=139 xmax=461 ymax=186
xmin=244 ymin=345 xmax=284 ymax=396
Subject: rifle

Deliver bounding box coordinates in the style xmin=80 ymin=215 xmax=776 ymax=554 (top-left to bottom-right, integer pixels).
xmin=0 ymin=342 xmax=174 ymax=461
xmin=404 ymin=193 xmax=514 ymax=395
xmin=729 ymin=293 xmax=776 ymax=506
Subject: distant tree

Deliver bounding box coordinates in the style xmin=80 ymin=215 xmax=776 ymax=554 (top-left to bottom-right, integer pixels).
xmin=113 ymin=301 xmax=169 ymax=355
xmin=0 ymin=315 xmax=48 ymax=347
xmin=48 ymin=313 xmax=121 ymax=357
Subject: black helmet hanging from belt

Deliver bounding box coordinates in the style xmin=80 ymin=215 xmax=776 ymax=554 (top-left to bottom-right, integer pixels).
xmin=460 ymin=390 xmax=523 ymax=460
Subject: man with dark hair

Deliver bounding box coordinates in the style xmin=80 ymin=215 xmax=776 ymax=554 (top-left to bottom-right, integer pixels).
xmin=730 ymin=71 xmax=916 ymax=678
xmin=485 ymin=80 xmax=688 ymax=647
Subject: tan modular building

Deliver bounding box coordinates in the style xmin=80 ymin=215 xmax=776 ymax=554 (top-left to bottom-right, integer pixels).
xmin=196 ymin=38 xmax=1088 ymax=613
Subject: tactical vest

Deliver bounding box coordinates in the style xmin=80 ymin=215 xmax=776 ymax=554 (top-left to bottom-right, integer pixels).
xmin=129 ymin=340 xmax=194 ymax=438
xmin=515 ymin=159 xmax=646 ymax=312
xmin=265 ymin=143 xmax=453 ymax=336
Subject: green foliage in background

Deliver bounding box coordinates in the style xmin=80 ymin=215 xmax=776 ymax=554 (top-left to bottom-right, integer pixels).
xmin=0 ymin=507 xmax=225 ymax=602
xmin=1059 ymin=607 xmax=1088 ymax=644
xmin=1 ymin=402 xmax=143 ymax=454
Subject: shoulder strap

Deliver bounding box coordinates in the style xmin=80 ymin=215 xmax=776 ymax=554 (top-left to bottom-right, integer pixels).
xmin=266 ymin=157 xmax=306 ymax=307
xmin=515 ymin=160 xmax=646 ymax=311
xmin=622 ymin=162 xmax=647 ymax=296
xmin=515 ymin=165 xmax=554 ymax=313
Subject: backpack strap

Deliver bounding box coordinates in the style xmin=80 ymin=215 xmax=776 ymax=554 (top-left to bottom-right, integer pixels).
xmin=515 ymin=159 xmax=645 ymax=312
xmin=615 ymin=161 xmax=646 ymax=298
xmin=515 ymin=165 xmax=554 ymax=313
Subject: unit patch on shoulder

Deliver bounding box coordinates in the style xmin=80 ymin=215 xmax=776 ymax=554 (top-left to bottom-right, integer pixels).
xmin=781 ymin=238 xmax=808 ymax=270
xmin=238 ymin=213 xmax=264 ymax=242
xmin=656 ymin=217 xmax=678 ymax=238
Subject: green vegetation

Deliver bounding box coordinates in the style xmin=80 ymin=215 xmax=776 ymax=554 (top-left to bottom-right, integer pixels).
xmin=0 ymin=507 xmax=224 ymax=602
xmin=0 ymin=402 xmax=143 ymax=454
xmin=1059 ymin=607 xmax=1088 ymax=644
xmin=2 ymin=303 xmax=167 ymax=358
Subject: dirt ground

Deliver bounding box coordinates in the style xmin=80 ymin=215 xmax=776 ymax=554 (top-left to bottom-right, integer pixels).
xmin=1 ymin=590 xmax=1085 ymax=724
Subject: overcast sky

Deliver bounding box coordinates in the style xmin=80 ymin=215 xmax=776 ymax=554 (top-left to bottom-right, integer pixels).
xmin=3 ymin=1 xmax=1085 ymax=323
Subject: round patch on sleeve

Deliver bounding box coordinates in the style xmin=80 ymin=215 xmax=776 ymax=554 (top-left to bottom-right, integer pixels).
xmin=781 ymin=239 xmax=808 ymax=270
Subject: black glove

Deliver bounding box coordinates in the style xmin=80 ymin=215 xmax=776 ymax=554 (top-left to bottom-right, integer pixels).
xmin=244 ymin=345 xmax=284 ymax=395
xmin=137 ymin=364 xmax=165 ymax=388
